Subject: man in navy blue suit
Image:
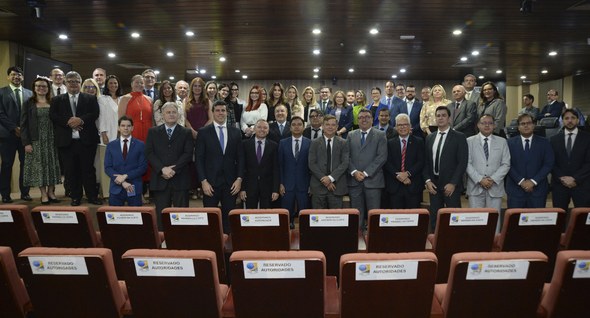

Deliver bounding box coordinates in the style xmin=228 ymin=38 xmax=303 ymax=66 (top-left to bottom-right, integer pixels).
xmin=538 ymin=89 xmax=565 ymax=120
xmin=390 ymin=84 xmax=423 ymax=138
xmin=104 ymin=116 xmax=147 ymax=206
xmin=279 ymin=116 xmax=311 ymax=228
xmin=507 ymin=113 xmax=554 ymax=208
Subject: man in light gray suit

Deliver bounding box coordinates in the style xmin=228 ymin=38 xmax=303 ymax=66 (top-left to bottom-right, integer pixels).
xmin=463 ymin=74 xmax=480 ymax=105
xmin=466 ymin=114 xmax=510 ymax=232
xmin=449 ymin=85 xmax=478 ymax=138
xmin=347 ymin=108 xmax=387 ymax=230
xmin=309 ymin=115 xmax=349 ymax=208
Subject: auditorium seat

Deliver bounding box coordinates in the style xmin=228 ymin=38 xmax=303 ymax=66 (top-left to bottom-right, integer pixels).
xmin=428 ymin=208 xmax=498 ymax=283
xmin=223 ymin=250 xmax=338 ymax=318
xmin=228 ymin=208 xmax=291 ymax=251
xmin=561 ymin=207 xmax=590 ymax=250
xmin=434 ymin=251 xmax=548 ymax=318
xmin=97 ymin=206 xmax=161 ymax=279
xmin=121 ymin=249 xmax=228 ymax=318
xmin=339 ymin=252 xmax=438 ymax=318
xmin=0 ymin=246 xmax=32 ymax=318
xmin=162 ymin=207 xmax=228 ymax=283
xmin=18 ymin=247 xmax=130 ymax=318
xmin=366 ymin=209 xmax=429 ymax=253
xmin=0 ymin=205 xmax=39 ymax=259
xmin=30 ymin=206 xmax=100 ymax=248
xmin=299 ymin=209 xmax=360 ymax=276
xmin=538 ymin=250 xmax=590 ymax=318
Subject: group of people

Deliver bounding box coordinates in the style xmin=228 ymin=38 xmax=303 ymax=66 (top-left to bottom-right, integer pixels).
xmin=1 ymin=66 xmax=589 ymax=233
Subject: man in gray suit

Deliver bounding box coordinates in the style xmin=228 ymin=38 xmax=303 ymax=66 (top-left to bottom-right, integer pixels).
xmin=463 ymin=74 xmax=480 ymax=105
xmin=309 ymin=115 xmax=349 ymax=208
xmin=466 ymin=114 xmax=511 ymax=232
xmin=449 ymin=85 xmax=477 ymax=138
xmin=347 ymin=108 xmax=387 ymax=230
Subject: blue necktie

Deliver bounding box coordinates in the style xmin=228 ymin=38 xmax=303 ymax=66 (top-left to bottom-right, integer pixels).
xmin=483 ymin=137 xmax=489 ymax=160
xmin=166 ymin=128 xmax=172 ymax=140
xmin=361 ymin=131 xmax=367 ymax=146
xmin=524 ymin=138 xmax=530 ymax=152
xmin=218 ymin=126 xmax=225 ymax=154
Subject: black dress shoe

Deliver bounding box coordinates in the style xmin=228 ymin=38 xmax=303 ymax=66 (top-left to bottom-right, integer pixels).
xmin=21 ymin=195 xmax=33 ymax=201
xmin=2 ymin=197 xmax=13 ymax=203
xmin=71 ymin=199 xmax=81 ymax=206
xmin=41 ymin=200 xmax=50 ymax=205
xmin=48 ymin=197 xmax=61 ymax=203
xmin=87 ymin=198 xmax=103 ymax=205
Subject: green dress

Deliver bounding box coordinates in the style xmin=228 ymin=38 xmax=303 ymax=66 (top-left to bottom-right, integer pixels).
xmin=23 ymin=107 xmax=61 ymax=187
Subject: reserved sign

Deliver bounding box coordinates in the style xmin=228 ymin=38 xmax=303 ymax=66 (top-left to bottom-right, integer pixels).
xmin=243 ymin=260 xmax=306 ymax=279
xmin=355 ymin=260 xmax=419 ymax=281
xmin=40 ymin=211 xmax=78 ymax=224
xmin=379 ymin=214 xmax=419 ymax=227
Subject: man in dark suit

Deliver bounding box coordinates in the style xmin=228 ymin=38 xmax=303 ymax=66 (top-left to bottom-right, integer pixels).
xmin=383 ymin=113 xmax=425 ymax=209
xmin=104 ymin=116 xmax=148 ymax=206
xmin=550 ymin=109 xmax=590 ymax=212
xmin=145 ymin=102 xmax=193 ymax=227
xmin=317 ymin=86 xmax=333 ymax=113
xmin=538 ymin=89 xmax=565 ymax=120
xmin=303 ymin=109 xmax=323 ymax=141
xmin=381 ymin=81 xmax=405 ymax=116
xmin=390 ymin=84 xmax=423 ymax=138
xmin=196 ymin=100 xmax=244 ymax=233
xmin=0 ymin=66 xmax=32 ymax=203
xmin=506 ymin=113 xmax=554 ymax=208
xmin=240 ymin=119 xmax=279 ymax=208
xmin=449 ymin=84 xmax=477 ymax=138
xmin=279 ymin=116 xmax=311 ymax=228
xmin=374 ymin=108 xmax=396 ymax=139
xmin=268 ymin=105 xmax=291 ymax=143
xmin=424 ymin=106 xmax=468 ymax=231
xmin=49 ymin=71 xmax=101 ymax=206
xmin=142 ymin=69 xmax=158 ymax=102
xmin=309 ymin=115 xmax=349 ymax=209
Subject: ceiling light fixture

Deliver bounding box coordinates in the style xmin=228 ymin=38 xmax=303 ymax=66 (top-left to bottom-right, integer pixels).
xmin=185 ymin=31 xmax=194 ymax=37
xmin=520 ymin=75 xmax=527 ymax=79
xmin=199 ymin=69 xmax=206 ymax=74
xmin=313 ymin=49 xmax=320 ymax=55
xmin=242 ymin=75 xmax=248 ymax=79
xmin=313 ymin=68 xmax=319 ymax=73
xmin=391 ymin=75 xmax=398 ymax=79
xmin=312 ymin=28 xmax=321 ymax=35
xmin=235 ymin=69 xmax=240 ymax=73
xmin=154 ymin=70 xmax=160 ymax=75
xmin=313 ymin=74 xmax=319 ymax=79
xmin=541 ymin=69 xmax=548 ymax=74
xmin=548 ymin=51 xmax=557 ymax=56
xmin=359 ymin=49 xmax=366 ymax=55
xmin=400 ymin=68 xmax=406 ymax=73
xmin=496 ymin=69 xmax=502 ymax=74
xmin=58 ymin=34 xmax=68 ymax=40
xmin=453 ymin=29 xmax=462 ymax=35
xmin=219 ymin=56 xmax=226 ymax=62
xmin=460 ymin=56 xmax=468 ymax=61
xmin=169 ymin=76 xmax=175 ymax=80
xmin=471 ymin=50 xmax=479 ymax=56
xmin=348 ymin=68 xmax=354 ymax=73
xmin=166 ymin=51 xmax=174 ymax=57
xmin=107 ymin=52 xmax=116 ymax=58
xmin=131 ymin=32 xmax=140 ymax=38
xmin=478 ymin=75 xmax=485 ymax=79
xmin=211 ymin=75 xmax=217 ymax=79
xmin=369 ymin=28 xmax=379 ymax=35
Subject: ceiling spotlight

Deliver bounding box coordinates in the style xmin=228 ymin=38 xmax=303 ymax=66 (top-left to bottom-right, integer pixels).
xmin=548 ymin=51 xmax=558 ymax=56
xmin=348 ymin=68 xmax=354 ymax=73
xmin=185 ymin=31 xmax=194 ymax=37
xmin=400 ymin=68 xmax=406 ymax=73
xmin=369 ymin=28 xmax=379 ymax=35
xmin=312 ymin=28 xmax=321 ymax=35
xmin=313 ymin=74 xmax=319 ymax=79
xmin=242 ymin=75 xmax=248 ymax=79
xmin=107 ymin=52 xmax=116 ymax=58
xmin=154 ymin=70 xmax=160 ymax=75
xmin=313 ymin=49 xmax=320 ymax=55
xmin=166 ymin=51 xmax=174 ymax=57
xmin=211 ymin=75 xmax=217 ymax=79
xmin=219 ymin=56 xmax=226 ymax=62
xmin=391 ymin=75 xmax=398 ymax=79
xmin=358 ymin=49 xmax=366 ymax=55
xmin=496 ymin=69 xmax=502 ymax=74
xmin=131 ymin=32 xmax=140 ymax=38
xmin=58 ymin=34 xmax=68 ymax=40
xmin=541 ymin=69 xmax=548 ymax=74
xmin=460 ymin=56 xmax=468 ymax=61
xmin=199 ymin=69 xmax=206 ymax=74
xmin=478 ymin=75 xmax=485 ymax=79
xmin=520 ymin=75 xmax=527 ymax=79
xmin=313 ymin=68 xmax=319 ymax=73
xmin=169 ymin=76 xmax=175 ymax=80
xmin=471 ymin=50 xmax=479 ymax=56
xmin=453 ymin=29 xmax=462 ymax=35
xmin=235 ymin=69 xmax=240 ymax=73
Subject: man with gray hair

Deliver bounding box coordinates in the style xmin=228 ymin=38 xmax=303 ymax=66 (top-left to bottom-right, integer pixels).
xmin=175 ymin=80 xmax=189 ymax=102
xmin=449 ymin=84 xmax=477 ymax=137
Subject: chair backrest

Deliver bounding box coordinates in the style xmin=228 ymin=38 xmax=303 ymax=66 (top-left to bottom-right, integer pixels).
xmin=339 ymin=252 xmax=437 ymax=318
xmin=0 ymin=246 xmax=31 ymax=318
xmin=30 ymin=206 xmax=99 ymax=247
xmin=18 ymin=247 xmax=126 ymax=318
xmin=299 ymin=209 xmax=359 ymax=276
xmin=97 ymin=206 xmax=161 ymax=279
xmin=366 ymin=209 xmax=429 ymax=253
xmin=162 ymin=207 xmax=227 ymax=282
xmin=539 ymin=117 xmax=559 ymax=128
xmin=0 ymin=205 xmax=39 ymax=259
xmin=562 ymin=208 xmax=590 ymax=250
xmin=228 ymin=209 xmax=291 ymax=251
xmin=539 ymin=250 xmax=590 ymax=318
xmin=432 ymin=208 xmax=498 ymax=283
xmin=122 ymin=249 xmax=227 ymax=318
xmin=442 ymin=251 xmax=548 ymax=318
xmin=229 ymin=250 xmax=326 ymax=318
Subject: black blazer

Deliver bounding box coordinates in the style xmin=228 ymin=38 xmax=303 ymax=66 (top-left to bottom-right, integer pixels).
xmin=145 ymin=125 xmax=194 ymax=191
xmin=384 ymin=135 xmax=425 ymax=194
xmin=303 ymin=126 xmax=322 ymax=140
xmin=20 ymin=99 xmax=43 ymax=145
xmin=550 ymin=130 xmax=590 ymax=189
xmin=195 ymin=123 xmax=244 ymax=187
xmin=242 ymin=138 xmax=280 ymax=196
xmin=268 ymin=121 xmax=292 ymax=144
xmin=49 ymin=92 xmax=100 ymax=147
xmin=423 ymin=129 xmax=468 ymax=189
xmin=0 ymin=86 xmax=32 ymax=138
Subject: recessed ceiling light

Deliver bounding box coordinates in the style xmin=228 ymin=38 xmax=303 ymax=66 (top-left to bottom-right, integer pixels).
xmin=166 ymin=51 xmax=174 ymax=57
xmin=548 ymin=51 xmax=558 ymax=56
xmin=348 ymin=68 xmax=354 ymax=73
xmin=169 ymin=76 xmax=175 ymax=80
xmin=154 ymin=70 xmax=160 ymax=75
xmin=400 ymin=35 xmax=415 ymax=40
xmin=312 ymin=28 xmax=321 ymax=35
xmin=242 ymin=75 xmax=248 ymax=79
xmin=58 ymin=34 xmax=68 ymax=40
xmin=369 ymin=28 xmax=379 ymax=35
xmin=471 ymin=50 xmax=479 ymax=56
xmin=541 ymin=69 xmax=548 ymax=74
xmin=400 ymin=68 xmax=406 ymax=73
xmin=359 ymin=49 xmax=366 ymax=55
xmin=107 ymin=52 xmax=116 ymax=58
xmin=460 ymin=56 xmax=468 ymax=61
xmin=391 ymin=75 xmax=398 ymax=79
xmin=199 ymin=69 xmax=206 ymax=74
xmin=313 ymin=74 xmax=319 ymax=79
xmin=219 ymin=56 xmax=226 ymax=62
xmin=211 ymin=75 xmax=217 ymax=79
xmin=453 ymin=29 xmax=462 ymax=35
xmin=313 ymin=68 xmax=319 ymax=73
xmin=313 ymin=49 xmax=320 ymax=55
xmin=185 ymin=31 xmax=194 ymax=37
xmin=520 ymin=75 xmax=527 ymax=79
xmin=235 ymin=69 xmax=240 ymax=73
xmin=478 ymin=75 xmax=485 ymax=79
xmin=496 ymin=69 xmax=502 ymax=74
xmin=131 ymin=32 xmax=140 ymax=38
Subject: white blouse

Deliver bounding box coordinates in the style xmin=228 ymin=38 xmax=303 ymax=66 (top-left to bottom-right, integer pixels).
xmin=240 ymin=103 xmax=268 ymax=132
xmin=97 ymin=95 xmax=121 ymax=144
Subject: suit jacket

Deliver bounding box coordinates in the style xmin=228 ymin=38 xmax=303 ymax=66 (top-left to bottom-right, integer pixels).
xmin=317 ymin=100 xmax=332 ymax=114
xmin=347 ymin=128 xmax=387 ymax=188
xmin=268 ymin=121 xmax=291 ymax=144
xmin=143 ymin=88 xmax=159 ymax=103
xmin=423 ymin=129 xmax=468 ymax=190
xmin=303 ymin=126 xmax=323 ymax=140
xmin=466 ymin=90 xmax=480 ymax=106
xmin=466 ymin=134 xmax=510 ymax=197
xmin=477 ymin=99 xmax=507 ymax=135
xmin=327 ymin=106 xmax=353 ymax=137
xmin=366 ymin=103 xmax=390 ymax=127
xmin=550 ymin=130 xmax=590 ymax=190
xmin=49 ymin=92 xmax=100 ymax=147
xmin=449 ymin=99 xmax=477 ymax=137
xmin=538 ymin=101 xmax=565 ymax=120
xmin=391 ymin=99 xmax=423 ymax=137
xmin=145 ymin=125 xmax=193 ymax=191
xmin=373 ymin=125 xmax=396 ymax=140
xmin=380 ymin=95 xmax=405 ymax=114
xmin=242 ymin=138 xmax=280 ymax=196
xmin=104 ymin=138 xmax=148 ymax=195
xmin=309 ymin=135 xmax=349 ymax=195
xmin=0 ymin=86 xmax=32 ymax=138
xmin=20 ymin=99 xmax=42 ymax=145
xmin=506 ymin=135 xmax=554 ymax=198
xmin=383 ymin=135 xmax=425 ymax=194
xmin=279 ymin=137 xmax=311 ymax=191
xmin=195 ymin=123 xmax=244 ymax=187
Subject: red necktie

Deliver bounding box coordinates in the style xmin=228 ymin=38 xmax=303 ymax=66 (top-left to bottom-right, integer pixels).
xmin=401 ymin=139 xmax=407 ymax=172
xmin=123 ymin=139 xmax=128 ymax=160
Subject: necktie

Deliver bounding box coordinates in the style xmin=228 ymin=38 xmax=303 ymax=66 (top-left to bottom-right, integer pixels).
xmin=218 ymin=126 xmax=225 ymax=153
xmin=70 ymin=95 xmax=77 ymax=116
xmin=326 ymin=138 xmax=332 ymax=174
xmin=279 ymin=124 xmax=284 ymax=135
xmin=313 ymin=129 xmax=319 ymax=139
xmin=322 ymin=101 xmax=327 ymax=111
xmin=566 ymin=133 xmax=573 ymax=157
xmin=57 ymin=87 xmax=61 ymax=95
xmin=123 ymin=139 xmax=128 ymax=160
xmin=166 ymin=128 xmax=172 ymax=139
xmin=434 ymin=132 xmax=446 ymax=174
xmin=466 ymin=91 xmax=471 ymax=100
xmin=361 ymin=131 xmax=367 ymax=146
xmin=456 ymin=102 xmax=460 ymax=110
xmin=294 ymin=139 xmax=300 ymax=159
xmin=380 ymin=127 xmax=385 ymax=131
xmin=401 ymin=139 xmax=407 ymax=172
xmin=524 ymin=138 xmax=530 ymax=152
xmin=387 ymin=98 xmax=391 ymax=108
xmin=149 ymin=89 xmax=154 ymax=99
xmin=256 ymin=140 xmax=262 ymax=163
xmin=483 ymin=137 xmax=489 ymax=160
xmin=15 ymin=88 xmax=21 ymax=106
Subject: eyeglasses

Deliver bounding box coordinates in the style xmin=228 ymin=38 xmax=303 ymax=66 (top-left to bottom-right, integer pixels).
xmin=358 ymin=115 xmax=372 ymax=120
xmin=519 ymin=121 xmax=534 ymax=126
xmin=479 ymin=122 xmax=494 ymax=126
xmin=250 ymin=91 xmax=259 ymax=95
xmin=396 ymin=123 xmax=410 ymax=127
xmin=67 ymin=80 xmax=81 ymax=84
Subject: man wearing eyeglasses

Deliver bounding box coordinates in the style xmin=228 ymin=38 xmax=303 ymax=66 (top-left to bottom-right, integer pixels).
xmin=538 ymin=89 xmax=565 ymax=120
xmin=49 ymin=71 xmax=101 ymax=206
xmin=506 ymin=113 xmax=554 ymax=208
xmin=142 ymin=69 xmax=158 ymax=102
